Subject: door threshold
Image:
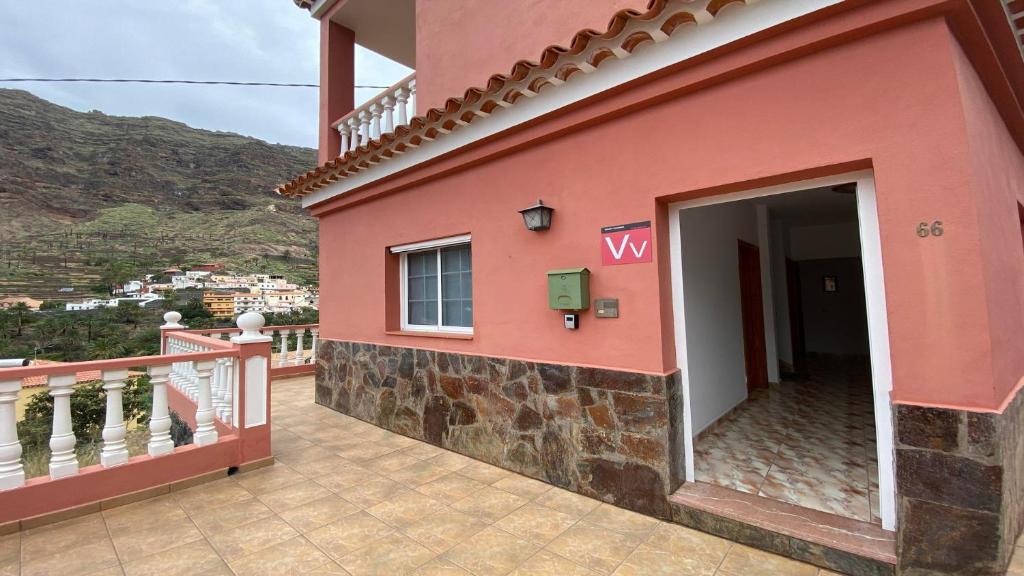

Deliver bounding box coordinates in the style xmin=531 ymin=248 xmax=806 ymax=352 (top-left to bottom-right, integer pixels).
xmin=669 ymin=482 xmax=895 ymax=576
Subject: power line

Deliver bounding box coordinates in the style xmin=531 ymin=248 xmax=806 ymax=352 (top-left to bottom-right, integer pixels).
xmin=0 ymin=77 xmax=390 ymax=89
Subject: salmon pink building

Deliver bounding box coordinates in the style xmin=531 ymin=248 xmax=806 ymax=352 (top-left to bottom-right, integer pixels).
xmin=279 ymin=0 xmax=1024 ymax=574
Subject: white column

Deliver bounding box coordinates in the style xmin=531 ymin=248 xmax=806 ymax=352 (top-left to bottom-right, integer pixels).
xmin=48 ymin=374 xmax=79 ymax=479
xmin=147 ymin=364 xmax=174 ymax=457
xmin=222 ymin=359 xmax=235 ymax=426
xmin=382 ymin=95 xmax=395 ymax=133
xmin=193 ymin=360 xmax=218 ymax=446
xmin=293 ymin=330 xmax=305 ymax=366
xmin=278 ymin=330 xmax=291 ymax=367
xmin=100 ymin=368 xmax=129 ymax=467
xmin=310 ymin=328 xmax=319 ymax=365
xmin=159 ymin=311 xmax=184 ymax=355
xmin=338 ymin=123 xmax=349 ymax=152
xmin=347 ymin=118 xmax=360 ymax=151
xmin=369 ymin=103 xmax=383 ymax=139
xmin=212 ymin=357 xmax=230 ymax=419
xmin=395 ymin=88 xmax=410 ymax=127
xmin=358 ymin=110 xmax=371 ymax=146
xmin=0 ymin=379 xmax=25 ymax=490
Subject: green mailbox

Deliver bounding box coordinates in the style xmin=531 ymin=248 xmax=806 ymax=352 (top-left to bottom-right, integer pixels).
xmin=547 ymin=268 xmax=590 ymax=310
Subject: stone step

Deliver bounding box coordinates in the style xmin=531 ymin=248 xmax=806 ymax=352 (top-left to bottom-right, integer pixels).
xmin=668 ymin=482 xmax=896 ymax=576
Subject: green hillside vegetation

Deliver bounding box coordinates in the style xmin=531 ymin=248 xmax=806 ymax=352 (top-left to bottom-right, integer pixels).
xmin=0 ymin=89 xmax=320 ymax=301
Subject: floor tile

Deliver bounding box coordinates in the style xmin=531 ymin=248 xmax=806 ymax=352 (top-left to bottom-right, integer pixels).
xmin=643 ymin=522 xmax=732 ymax=566
xmin=173 ymin=478 xmax=254 ymax=513
xmin=495 ymin=503 xmax=578 ymax=545
xmin=279 ymin=495 xmax=360 ymax=533
xmin=336 ymin=476 xmax=411 ymax=509
xmin=508 ymin=550 xmax=600 ymax=576
xmin=367 ymin=490 xmax=446 ymax=527
xmin=363 ymin=451 xmax=423 ymax=474
xmin=234 ymin=464 xmax=306 ymax=495
xmin=412 ymin=557 xmax=475 ymax=575
xmin=444 ymin=525 xmax=540 ymax=576
xmin=187 ymin=496 xmax=275 ymax=535
xmin=611 ymin=543 xmax=718 ymax=576
xmin=21 ymin=514 xmax=108 ymax=561
xmin=229 ymin=536 xmax=334 ymax=576
xmin=121 ymin=539 xmax=231 ymax=576
xmin=338 ymin=531 xmax=435 ymax=576
xmin=257 ymin=479 xmax=333 ymax=513
xmin=415 ymin=472 xmax=488 ymax=505
xmin=533 ymin=489 xmax=601 ymax=520
xmin=306 ymin=511 xmax=395 ymax=561
xmin=545 ymin=521 xmax=643 ymax=575
xmin=583 ymin=504 xmax=660 ymax=540
xmin=493 ymin=475 xmax=553 ymax=500
xmin=402 ymin=507 xmax=490 ymax=553
xmin=102 ymin=495 xmax=185 ymax=534
xmin=459 ymin=461 xmax=513 ymax=485
xmin=389 ymin=460 xmax=452 ymax=487
xmin=717 ymin=544 xmax=818 ymax=576
xmin=427 ymin=451 xmax=477 ymax=471
xmin=451 ymin=485 xmax=528 ymax=523
xmin=21 ymin=538 xmax=120 ymax=576
xmin=312 ymin=465 xmax=377 ymax=493
xmin=207 ymin=514 xmax=299 ymax=562
xmin=109 ymin=513 xmax=204 ymax=562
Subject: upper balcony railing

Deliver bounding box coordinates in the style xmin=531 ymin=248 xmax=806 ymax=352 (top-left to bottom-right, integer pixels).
xmin=333 ymin=72 xmax=416 ymax=153
xmin=183 ymin=323 xmax=319 ymax=378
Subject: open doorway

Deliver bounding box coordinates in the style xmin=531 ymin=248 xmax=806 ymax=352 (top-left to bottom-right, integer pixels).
xmin=669 ymin=175 xmax=894 ymax=529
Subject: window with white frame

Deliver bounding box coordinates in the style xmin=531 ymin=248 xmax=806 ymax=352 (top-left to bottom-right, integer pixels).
xmin=392 ymin=235 xmax=472 ymax=333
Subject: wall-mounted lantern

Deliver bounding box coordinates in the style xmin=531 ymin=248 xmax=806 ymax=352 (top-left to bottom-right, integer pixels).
xmin=518 ymin=199 xmax=554 ymax=231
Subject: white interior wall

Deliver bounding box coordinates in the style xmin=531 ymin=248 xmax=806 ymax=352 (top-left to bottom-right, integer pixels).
xmin=679 ymin=201 xmax=759 ymax=435
xmin=770 ymin=222 xmax=794 ymax=366
xmin=756 ymin=205 xmax=780 ymax=383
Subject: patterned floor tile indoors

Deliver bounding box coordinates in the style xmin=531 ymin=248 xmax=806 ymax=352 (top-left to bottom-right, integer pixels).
xmin=2 ymin=374 xmax=847 ymax=576
xmin=693 ymin=356 xmax=880 ymax=524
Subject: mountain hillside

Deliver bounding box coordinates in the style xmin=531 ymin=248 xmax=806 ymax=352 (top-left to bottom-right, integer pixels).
xmin=0 ymin=89 xmax=319 ymax=300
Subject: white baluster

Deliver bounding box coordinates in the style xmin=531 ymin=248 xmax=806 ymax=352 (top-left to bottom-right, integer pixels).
xmin=294 ymin=330 xmax=305 ymax=366
xmin=347 ymin=118 xmax=359 ymax=151
xmin=338 ymin=123 xmax=349 ymax=153
xmin=358 ymin=110 xmax=371 ymax=146
xmin=148 ymin=364 xmax=174 ymax=457
xmin=222 ymin=359 xmax=235 ymax=426
xmin=369 ymin=103 xmax=382 ymax=139
xmin=310 ymin=328 xmax=319 ymax=365
xmin=278 ymin=330 xmax=291 ymax=367
xmin=100 ymin=369 xmax=129 ymax=467
xmin=0 ymin=379 xmax=25 ymax=490
xmin=382 ymin=95 xmax=395 ymax=133
xmin=395 ymin=87 xmax=410 ymax=127
xmin=193 ymin=360 xmax=218 ymax=446
xmin=48 ymin=374 xmax=79 ymax=479
xmin=212 ymin=357 xmax=229 ymax=419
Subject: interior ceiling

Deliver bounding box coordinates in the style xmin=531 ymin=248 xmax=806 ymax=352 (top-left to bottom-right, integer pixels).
xmin=330 ymin=0 xmax=416 ymax=67
xmin=755 ymin=185 xmax=860 ymax=226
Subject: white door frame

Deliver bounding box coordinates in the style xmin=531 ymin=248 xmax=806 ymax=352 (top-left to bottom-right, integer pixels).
xmin=666 ymin=169 xmax=897 ymax=530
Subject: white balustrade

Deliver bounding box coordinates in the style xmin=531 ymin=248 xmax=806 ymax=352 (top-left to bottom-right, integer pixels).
xmin=193 ymin=360 xmax=218 ymax=446
xmin=294 ymin=330 xmax=305 ymax=366
xmin=100 ymin=369 xmax=130 ymax=467
xmin=278 ymin=330 xmax=292 ymax=367
xmin=147 ymin=364 xmax=174 ymax=457
xmin=310 ymin=328 xmax=319 ymax=365
xmin=48 ymin=374 xmax=79 ymax=479
xmin=335 ymin=73 xmax=416 ymax=152
xmin=0 ymin=379 xmax=24 ymax=489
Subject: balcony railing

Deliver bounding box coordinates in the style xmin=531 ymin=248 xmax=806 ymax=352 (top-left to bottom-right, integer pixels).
xmin=333 ymin=72 xmax=416 ymax=152
xmin=0 ymin=311 xmax=275 ymax=526
xmin=182 ymin=323 xmax=319 ymax=378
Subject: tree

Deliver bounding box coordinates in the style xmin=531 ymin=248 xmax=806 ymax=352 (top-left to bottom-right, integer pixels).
xmin=10 ymin=302 xmax=30 ymax=337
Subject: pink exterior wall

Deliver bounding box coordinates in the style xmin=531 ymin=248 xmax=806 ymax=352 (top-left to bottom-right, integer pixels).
xmin=315 ymin=13 xmax=1023 ymax=411
xmin=414 ymin=0 xmax=648 ymax=114
xmin=950 ymin=41 xmax=1024 ymax=406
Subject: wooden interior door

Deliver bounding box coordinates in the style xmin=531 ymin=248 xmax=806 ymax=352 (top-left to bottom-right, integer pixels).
xmin=786 ymin=257 xmax=807 ymax=376
xmin=738 ymin=240 xmax=768 ymax=391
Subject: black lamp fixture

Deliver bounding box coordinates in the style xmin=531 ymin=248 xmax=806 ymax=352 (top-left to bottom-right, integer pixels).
xmin=518 ymin=199 xmax=554 ymax=231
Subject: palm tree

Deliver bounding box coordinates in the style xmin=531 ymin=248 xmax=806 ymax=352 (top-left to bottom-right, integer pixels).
xmin=11 ymin=302 xmax=30 ymax=337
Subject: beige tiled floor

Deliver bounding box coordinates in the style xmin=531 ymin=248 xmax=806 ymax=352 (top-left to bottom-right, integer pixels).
xmin=9 ymin=374 xmax=1011 ymax=576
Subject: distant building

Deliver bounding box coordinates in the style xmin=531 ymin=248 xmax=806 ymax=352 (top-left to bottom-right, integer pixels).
xmin=191 ymin=263 xmax=225 ymax=273
xmin=0 ymin=297 xmax=43 ymax=311
xmin=64 ymin=293 xmax=162 ymax=311
xmin=202 ymin=291 xmax=236 ymax=319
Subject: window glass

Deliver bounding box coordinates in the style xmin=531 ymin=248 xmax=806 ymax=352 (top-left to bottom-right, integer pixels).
xmin=407 ymin=251 xmax=438 ymax=326
xmin=441 ymin=245 xmax=472 ymax=328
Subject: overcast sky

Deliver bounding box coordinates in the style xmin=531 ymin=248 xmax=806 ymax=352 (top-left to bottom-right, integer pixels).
xmin=0 ymin=0 xmax=411 ymax=149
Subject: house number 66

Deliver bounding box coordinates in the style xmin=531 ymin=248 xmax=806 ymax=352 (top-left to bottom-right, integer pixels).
xmin=917 ymin=221 xmax=944 ymax=238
